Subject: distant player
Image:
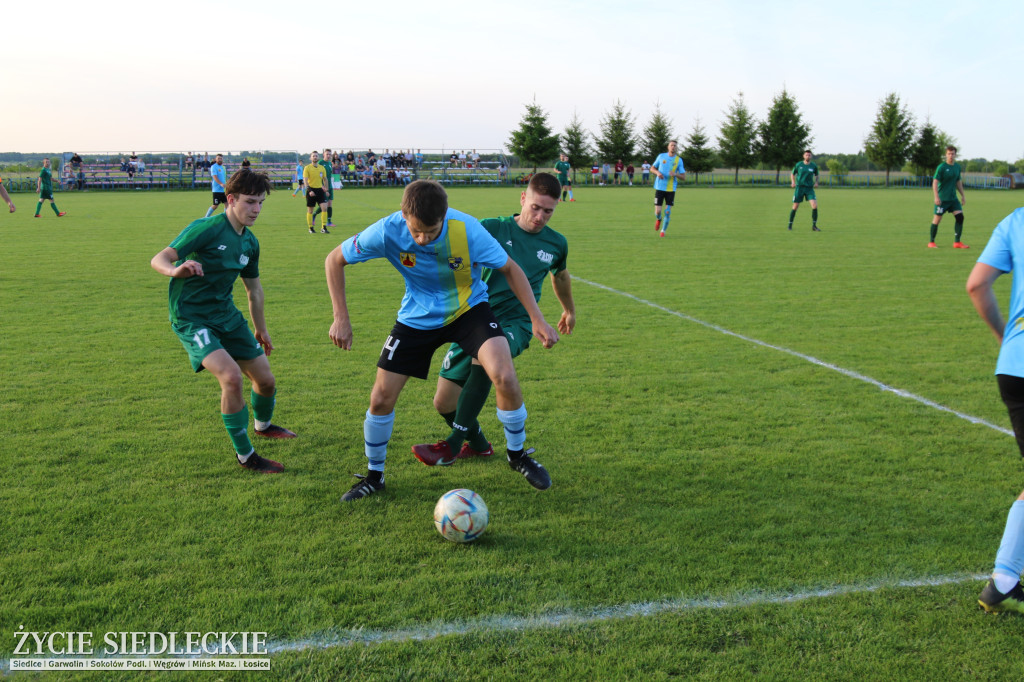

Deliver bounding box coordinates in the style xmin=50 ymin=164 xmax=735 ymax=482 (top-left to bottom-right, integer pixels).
xmin=312 ymin=148 xmax=336 ymax=228
xmin=553 ymin=153 xmax=574 ymax=202
xmin=412 ymin=172 xmax=576 ymax=468
xmin=325 ymin=179 xmax=559 ymax=501
xmin=929 ymin=145 xmax=968 ymax=249
xmin=303 ymin=151 xmax=330 ymax=234
xmin=788 ymin=149 xmax=821 ymax=232
xmin=967 ymin=207 xmax=1024 ymax=613
xmin=204 ymin=154 xmax=227 ymax=218
xmin=291 ymin=158 xmax=304 ymax=197
xmin=652 ymin=140 xmax=685 ymax=237
xmin=1 ymin=173 xmax=16 ymax=213
xmin=150 ymin=168 xmax=297 ymax=474
xmin=34 ymin=158 xmax=66 ymax=218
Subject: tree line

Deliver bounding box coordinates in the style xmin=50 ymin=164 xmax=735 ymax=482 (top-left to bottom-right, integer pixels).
xmin=507 ymin=93 xmax=1023 ymax=184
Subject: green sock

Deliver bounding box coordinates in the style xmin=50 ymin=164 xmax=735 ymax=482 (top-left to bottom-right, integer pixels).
xmin=788 ymin=209 xmax=795 ymax=226
xmin=222 ymin=406 xmax=253 ymax=456
xmin=445 ymin=364 xmax=493 ymax=452
xmin=955 ymin=215 xmax=964 ymax=241
xmin=327 ymin=206 xmax=333 ymax=221
xmin=312 ymin=207 xmax=321 ymax=220
xmin=930 ymin=223 xmax=938 ymax=241
xmin=50 ymin=203 xmax=60 ymax=215
xmin=811 ymin=208 xmax=818 ymax=225
xmin=440 ymin=410 xmax=456 ymax=429
xmin=251 ymin=389 xmax=276 ymax=426
xmin=35 ymin=201 xmax=42 ymax=215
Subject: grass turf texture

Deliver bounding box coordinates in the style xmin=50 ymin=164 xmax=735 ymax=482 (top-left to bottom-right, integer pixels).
xmin=3 ymin=186 xmax=1024 ymax=679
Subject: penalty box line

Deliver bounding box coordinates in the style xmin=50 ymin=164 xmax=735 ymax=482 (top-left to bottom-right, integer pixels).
xmin=572 ymin=276 xmax=1013 ymax=438
xmin=259 ymin=573 xmax=985 ymax=655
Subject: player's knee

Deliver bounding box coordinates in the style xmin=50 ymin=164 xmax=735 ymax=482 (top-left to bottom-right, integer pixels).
xmin=218 ymin=367 xmax=245 ymax=399
xmin=252 ymin=373 xmax=275 ymax=397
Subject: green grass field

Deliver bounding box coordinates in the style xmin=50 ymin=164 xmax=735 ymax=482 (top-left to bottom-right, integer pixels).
xmin=4 ymin=185 xmax=1024 ymax=680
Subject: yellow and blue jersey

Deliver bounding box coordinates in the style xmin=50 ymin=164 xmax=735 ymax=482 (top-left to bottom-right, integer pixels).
xmin=341 ymin=208 xmax=509 ymax=329
xmin=653 ymin=153 xmax=685 ymax=192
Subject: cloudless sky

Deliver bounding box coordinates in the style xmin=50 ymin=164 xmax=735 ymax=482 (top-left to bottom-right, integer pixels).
xmin=5 ymin=0 xmax=1021 ymax=160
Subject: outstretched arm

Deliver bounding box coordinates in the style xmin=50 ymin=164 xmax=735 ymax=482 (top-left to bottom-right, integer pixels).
xmin=242 ymin=276 xmax=273 ymax=355
xmin=551 ymin=269 xmax=576 ymax=335
xmin=967 ymin=262 xmax=1006 ymax=343
xmin=326 ymin=246 xmax=353 ymax=349
xmin=0 ymin=184 xmax=14 ymax=212
xmin=496 ymin=258 xmax=559 ymax=348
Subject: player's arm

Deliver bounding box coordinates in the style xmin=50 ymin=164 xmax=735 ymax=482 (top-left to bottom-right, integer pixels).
xmin=932 ymin=178 xmax=941 ymax=205
xmin=242 ymin=276 xmax=273 ymax=355
xmin=0 ymin=184 xmax=15 ymax=213
xmin=325 ymin=247 xmax=353 ymax=350
xmin=967 ymin=262 xmax=1006 ymax=343
xmin=550 ymin=269 xmax=576 ymax=335
xmin=150 ymin=246 xmax=204 ymax=278
xmin=813 ymin=168 xmax=819 ymax=188
xmin=957 ymin=179 xmax=966 ymax=205
xmin=496 ymin=258 xmax=559 ymax=349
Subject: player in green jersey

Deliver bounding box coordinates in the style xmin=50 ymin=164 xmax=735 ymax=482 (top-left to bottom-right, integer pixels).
xmin=34 ymin=158 xmax=66 ymax=218
xmin=788 ymin=150 xmax=820 ymax=231
xmin=411 ymin=172 xmax=576 ymax=476
xmin=150 ymin=168 xmax=296 ymax=474
xmin=553 ymin=153 xmax=575 ymax=202
xmin=928 ymin=145 xmax=968 ymax=249
xmin=312 ymin=147 xmax=336 ymax=229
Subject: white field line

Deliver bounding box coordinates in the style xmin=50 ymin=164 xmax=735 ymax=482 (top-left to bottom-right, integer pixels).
xmin=572 ymin=276 xmax=1013 ymax=437
xmin=0 ymin=573 xmax=986 ymax=671
xmin=262 ymin=573 xmax=985 ymax=653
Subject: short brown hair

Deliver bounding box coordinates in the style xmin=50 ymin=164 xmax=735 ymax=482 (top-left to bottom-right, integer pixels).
xmin=528 ymin=172 xmax=562 ymax=201
xmin=401 ymin=180 xmax=448 ymax=226
xmin=946 ymin=145 xmax=957 ymax=153
xmin=225 ymin=168 xmax=272 ymax=197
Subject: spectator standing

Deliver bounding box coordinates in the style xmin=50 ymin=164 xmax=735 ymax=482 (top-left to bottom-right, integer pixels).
xmin=641 ymin=160 xmax=652 ymax=185
xmin=626 ymin=163 xmax=635 ymax=186
xmin=70 ymin=152 xmax=85 ymax=190
xmin=614 ymin=160 xmax=624 ymax=185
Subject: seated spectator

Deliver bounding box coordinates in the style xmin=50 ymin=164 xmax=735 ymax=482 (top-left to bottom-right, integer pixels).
xmin=346 ymin=162 xmax=356 ymax=180
xmin=376 ymin=157 xmax=387 ymax=172
xmin=372 ymin=169 xmax=382 ymax=186
xmin=386 ymin=169 xmax=397 ymax=186
xmin=404 ymin=150 xmax=413 ymax=168
xmin=346 ymin=150 xmax=355 ymax=164
xmin=185 ymin=152 xmax=194 ymax=170
xmin=450 ymin=152 xmax=458 ymax=167
xmin=458 ymin=150 xmax=467 ymax=167
xmin=498 ymin=163 xmax=508 ymax=181
xmin=356 ymin=155 xmax=365 ymax=167
xmin=120 ymin=156 xmax=130 ymax=173
xmin=241 ymin=158 xmax=251 ymax=168
xmin=398 ymin=167 xmax=411 ymax=185
xmin=366 ymin=149 xmax=377 ymax=166
xmin=415 ymin=149 xmax=424 ymax=168
xmin=361 ymin=166 xmax=373 ymax=186
xmin=382 ymin=149 xmax=392 ymax=168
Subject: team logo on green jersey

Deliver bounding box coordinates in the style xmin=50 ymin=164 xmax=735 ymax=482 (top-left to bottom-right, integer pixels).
xmin=448 ymin=256 xmax=465 ymax=271
xmin=239 ymin=255 xmax=249 ymax=266
xmin=536 ymin=250 xmax=554 ymax=264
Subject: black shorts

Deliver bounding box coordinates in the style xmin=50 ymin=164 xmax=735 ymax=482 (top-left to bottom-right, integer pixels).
xmin=998 ymin=374 xmax=1024 ymax=458
xmin=306 ymin=187 xmax=326 ymax=207
xmin=377 ymin=303 xmax=505 ymax=380
xmin=654 ymin=189 xmax=676 ymax=206
xmin=212 ymin=192 xmax=227 ymax=206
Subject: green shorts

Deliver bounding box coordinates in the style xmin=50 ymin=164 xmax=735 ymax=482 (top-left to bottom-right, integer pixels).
xmin=792 ymin=187 xmax=816 ymax=203
xmin=39 ymin=189 xmax=54 ymax=201
xmin=172 ymin=318 xmax=264 ymax=373
xmin=438 ymin=318 xmax=532 ymax=385
xmin=934 ymin=199 xmax=963 ymax=216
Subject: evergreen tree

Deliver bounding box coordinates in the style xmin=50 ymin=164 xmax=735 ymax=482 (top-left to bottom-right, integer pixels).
xmin=717 ymin=92 xmax=758 ymax=183
xmin=507 ymin=99 xmax=560 ymax=172
xmin=864 ymin=92 xmax=915 ymax=187
xmin=562 ymin=111 xmax=591 ymax=177
xmin=639 ymin=102 xmax=674 ymax=165
xmin=755 ymin=88 xmax=812 ymax=183
xmin=684 ymin=119 xmax=716 ymax=180
xmin=908 ymin=119 xmax=942 ymax=178
xmin=593 ymin=99 xmax=637 ymax=164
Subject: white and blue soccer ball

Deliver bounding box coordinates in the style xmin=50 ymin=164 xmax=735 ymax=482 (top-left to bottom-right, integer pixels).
xmin=433 ymin=489 xmax=488 ymax=543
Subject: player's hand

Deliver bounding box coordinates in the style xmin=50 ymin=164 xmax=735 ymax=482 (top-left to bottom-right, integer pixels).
xmin=254 ymin=330 xmax=274 ymax=357
xmin=329 ymin=319 xmax=353 ymax=350
xmin=171 ymin=260 xmax=203 ymax=278
xmin=532 ymin=319 xmax=559 ymax=349
xmin=934 ymin=197 xmax=941 ymax=206
xmin=557 ymin=311 xmax=575 ymax=336
xmin=7 ymin=203 xmax=15 ymax=213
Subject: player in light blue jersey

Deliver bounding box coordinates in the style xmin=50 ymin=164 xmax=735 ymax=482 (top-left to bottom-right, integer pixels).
xmin=326 ymin=180 xmax=559 ymax=501
xmin=652 ymin=140 xmax=685 ymax=237
xmin=205 ymin=154 xmax=227 ymax=217
xmin=969 ymin=207 xmax=1024 ymax=614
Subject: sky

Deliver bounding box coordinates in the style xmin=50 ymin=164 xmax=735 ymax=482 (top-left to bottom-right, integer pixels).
xmin=5 ymin=0 xmax=1022 ymax=161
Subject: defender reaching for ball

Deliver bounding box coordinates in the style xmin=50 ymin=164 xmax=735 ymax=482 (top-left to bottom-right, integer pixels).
xmin=411 ymin=172 xmax=576 ymax=469
xmin=151 ymin=168 xmax=296 ymax=474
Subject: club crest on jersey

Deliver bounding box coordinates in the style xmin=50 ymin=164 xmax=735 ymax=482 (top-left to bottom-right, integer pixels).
xmin=536 ymin=250 xmax=554 ymax=264
xmin=400 ymin=252 xmax=416 ymax=267
xmin=351 ymin=235 xmax=364 ymax=255
xmin=239 ymin=254 xmax=249 ymax=266
xmin=448 ymin=256 xmax=465 ymax=271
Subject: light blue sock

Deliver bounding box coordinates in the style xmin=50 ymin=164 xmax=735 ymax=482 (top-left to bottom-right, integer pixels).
xmin=363 ymin=410 xmax=394 ymax=472
xmin=204 ymin=206 xmax=214 ymax=218
xmin=661 ymin=205 xmax=672 ymax=233
xmin=496 ymin=404 xmax=527 ymax=452
xmin=994 ymin=500 xmax=1024 ymax=588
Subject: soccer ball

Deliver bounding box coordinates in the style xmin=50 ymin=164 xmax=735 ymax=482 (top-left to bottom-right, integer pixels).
xmin=433 ymin=489 xmax=488 ymax=543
